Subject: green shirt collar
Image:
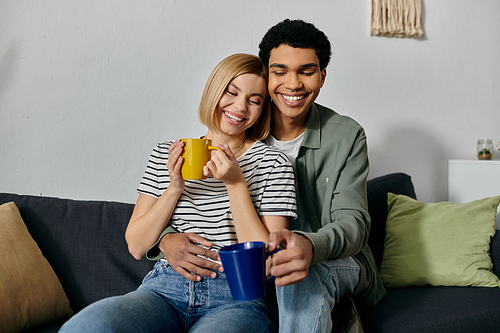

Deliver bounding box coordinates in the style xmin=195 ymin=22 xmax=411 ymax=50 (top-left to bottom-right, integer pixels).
xmin=301 ymin=103 xmax=321 ymax=149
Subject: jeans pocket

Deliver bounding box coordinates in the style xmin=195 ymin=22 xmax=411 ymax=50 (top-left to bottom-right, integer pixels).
xmin=141 ymin=261 xmax=169 ymax=284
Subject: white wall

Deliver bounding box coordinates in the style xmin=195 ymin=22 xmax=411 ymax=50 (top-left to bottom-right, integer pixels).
xmin=1 ymin=0 xmax=499 ymax=204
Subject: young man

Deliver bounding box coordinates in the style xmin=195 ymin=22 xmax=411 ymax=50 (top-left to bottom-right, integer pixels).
xmin=148 ymin=19 xmax=385 ymax=333
xmin=258 ymin=19 xmax=386 ymax=332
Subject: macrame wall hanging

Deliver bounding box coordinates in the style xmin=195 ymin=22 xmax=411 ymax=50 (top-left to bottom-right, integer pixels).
xmin=371 ymin=0 xmax=424 ymax=37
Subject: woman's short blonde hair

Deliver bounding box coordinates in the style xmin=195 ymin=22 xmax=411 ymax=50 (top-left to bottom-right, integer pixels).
xmin=198 ymin=53 xmax=271 ymax=141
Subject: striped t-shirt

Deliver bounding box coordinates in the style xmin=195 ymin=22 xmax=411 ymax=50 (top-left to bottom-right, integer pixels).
xmin=137 ymin=140 xmax=298 ymax=251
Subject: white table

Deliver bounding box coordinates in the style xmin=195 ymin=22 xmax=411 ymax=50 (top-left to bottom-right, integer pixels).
xmin=448 ymin=159 xmax=500 ymax=229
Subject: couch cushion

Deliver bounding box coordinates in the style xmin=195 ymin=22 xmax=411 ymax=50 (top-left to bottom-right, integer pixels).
xmin=0 ymin=202 xmax=73 ymax=332
xmin=360 ymin=286 xmax=500 ymax=333
xmin=492 ymin=231 xmax=500 ymax=277
xmin=0 ymin=193 xmax=155 ymax=313
xmin=380 ymin=194 xmax=500 ymax=288
xmin=367 ymin=173 xmax=417 ymax=269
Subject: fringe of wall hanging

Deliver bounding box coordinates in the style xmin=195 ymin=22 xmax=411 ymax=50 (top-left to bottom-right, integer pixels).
xmin=371 ymin=0 xmax=424 ymax=37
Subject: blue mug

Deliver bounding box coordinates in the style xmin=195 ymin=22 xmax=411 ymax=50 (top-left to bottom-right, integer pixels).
xmin=219 ymin=241 xmax=278 ymax=302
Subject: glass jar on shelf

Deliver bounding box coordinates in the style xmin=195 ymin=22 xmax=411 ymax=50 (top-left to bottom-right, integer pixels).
xmin=477 ymin=139 xmax=493 ymax=160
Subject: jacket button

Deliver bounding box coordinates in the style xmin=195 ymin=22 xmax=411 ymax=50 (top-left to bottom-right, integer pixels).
xmin=326 ymin=177 xmax=329 ymax=183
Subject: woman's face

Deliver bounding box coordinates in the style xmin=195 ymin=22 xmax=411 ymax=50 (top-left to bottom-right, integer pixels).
xmin=217 ymin=73 xmax=267 ymax=137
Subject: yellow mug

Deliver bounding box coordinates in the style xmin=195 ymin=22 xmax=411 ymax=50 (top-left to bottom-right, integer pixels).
xmin=180 ymin=138 xmax=221 ymax=180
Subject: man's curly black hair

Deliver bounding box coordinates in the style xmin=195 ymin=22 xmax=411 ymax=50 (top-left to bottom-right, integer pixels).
xmin=258 ymin=19 xmax=332 ymax=70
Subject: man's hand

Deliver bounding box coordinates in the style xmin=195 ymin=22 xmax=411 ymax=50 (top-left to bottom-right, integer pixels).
xmin=267 ymin=229 xmax=314 ymax=286
xmin=159 ymin=233 xmax=223 ymax=281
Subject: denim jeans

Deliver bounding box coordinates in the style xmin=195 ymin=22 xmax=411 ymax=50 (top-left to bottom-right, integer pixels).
xmin=276 ymin=256 xmax=360 ymax=333
xmin=60 ymin=261 xmax=274 ymax=333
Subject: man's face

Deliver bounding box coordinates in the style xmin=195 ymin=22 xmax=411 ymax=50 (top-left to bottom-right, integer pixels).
xmin=268 ymin=45 xmax=326 ymax=122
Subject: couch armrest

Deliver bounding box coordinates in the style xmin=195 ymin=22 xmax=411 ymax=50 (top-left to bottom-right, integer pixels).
xmin=492 ymin=230 xmax=500 ymax=278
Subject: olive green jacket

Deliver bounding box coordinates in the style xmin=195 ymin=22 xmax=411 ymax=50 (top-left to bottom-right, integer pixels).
xmin=293 ymin=103 xmax=386 ymax=308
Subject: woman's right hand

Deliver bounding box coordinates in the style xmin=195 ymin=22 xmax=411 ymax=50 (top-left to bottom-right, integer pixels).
xmin=167 ymin=139 xmax=186 ymax=191
xmin=126 ymin=140 xmax=187 ymax=260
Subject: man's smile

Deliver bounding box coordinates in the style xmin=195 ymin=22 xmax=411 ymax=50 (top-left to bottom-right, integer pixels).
xmin=281 ymin=94 xmax=306 ymax=103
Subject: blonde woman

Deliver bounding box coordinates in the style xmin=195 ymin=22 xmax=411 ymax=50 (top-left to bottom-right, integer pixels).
xmin=60 ymin=53 xmax=297 ymax=333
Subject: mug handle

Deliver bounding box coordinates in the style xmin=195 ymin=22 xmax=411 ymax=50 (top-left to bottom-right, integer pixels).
xmin=208 ymin=145 xmax=222 ymax=151
xmin=265 ymin=249 xmax=280 ymax=287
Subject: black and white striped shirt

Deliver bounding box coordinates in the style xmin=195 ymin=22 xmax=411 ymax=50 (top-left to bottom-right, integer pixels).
xmin=138 ymin=140 xmax=297 ymax=251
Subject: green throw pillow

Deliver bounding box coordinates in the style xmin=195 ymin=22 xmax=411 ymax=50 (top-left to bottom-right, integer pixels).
xmin=380 ymin=193 xmax=500 ymax=288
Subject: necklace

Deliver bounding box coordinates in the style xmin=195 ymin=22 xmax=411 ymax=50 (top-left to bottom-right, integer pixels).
xmin=231 ymin=137 xmax=247 ymax=155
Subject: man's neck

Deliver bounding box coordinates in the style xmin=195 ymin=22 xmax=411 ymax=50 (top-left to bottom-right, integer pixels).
xmin=271 ymin=106 xmax=309 ymax=142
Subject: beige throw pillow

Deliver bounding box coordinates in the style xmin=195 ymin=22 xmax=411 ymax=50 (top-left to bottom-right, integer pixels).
xmin=0 ymin=202 xmax=73 ymax=332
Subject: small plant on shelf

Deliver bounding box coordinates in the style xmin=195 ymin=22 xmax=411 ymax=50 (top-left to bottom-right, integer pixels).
xmin=478 ymin=148 xmax=492 ymax=160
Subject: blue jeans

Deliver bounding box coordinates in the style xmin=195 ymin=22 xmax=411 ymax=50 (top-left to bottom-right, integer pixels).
xmin=60 ymin=261 xmax=274 ymax=333
xmin=276 ymin=256 xmax=360 ymax=333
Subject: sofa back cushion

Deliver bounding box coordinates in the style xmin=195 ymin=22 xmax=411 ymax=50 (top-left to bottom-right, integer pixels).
xmin=491 ymin=230 xmax=500 ymax=277
xmin=366 ymin=173 xmax=417 ymax=269
xmin=0 ymin=193 xmax=154 ymax=313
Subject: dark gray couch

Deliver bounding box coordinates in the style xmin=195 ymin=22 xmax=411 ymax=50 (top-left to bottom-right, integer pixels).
xmin=360 ymin=173 xmax=500 ymax=333
xmin=1 ymin=172 xmax=499 ymax=332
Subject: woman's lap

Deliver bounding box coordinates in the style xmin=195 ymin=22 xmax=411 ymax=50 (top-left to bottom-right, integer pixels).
xmin=60 ymin=261 xmax=273 ymax=333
